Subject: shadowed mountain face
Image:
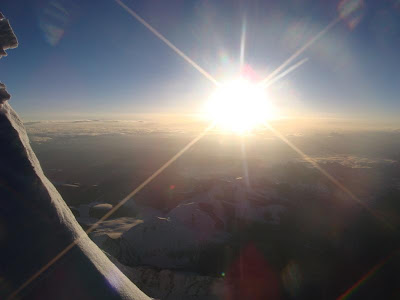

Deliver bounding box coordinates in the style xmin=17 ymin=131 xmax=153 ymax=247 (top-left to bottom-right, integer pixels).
xmin=0 ymin=12 xmax=149 ymax=300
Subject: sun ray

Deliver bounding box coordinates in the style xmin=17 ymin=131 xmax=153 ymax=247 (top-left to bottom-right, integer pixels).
xmin=260 ymin=17 xmax=340 ymax=86
xmin=263 ymin=57 xmax=309 ymax=88
xmin=338 ymin=249 xmax=400 ymax=300
xmin=240 ymin=18 xmax=246 ymax=69
xmin=115 ymin=0 xmax=219 ymax=86
xmin=262 ymin=121 xmax=393 ymax=229
xmin=86 ymin=122 xmax=215 ymax=235
xmin=240 ymin=137 xmax=251 ymax=187
xmin=8 ymin=122 xmax=215 ymax=300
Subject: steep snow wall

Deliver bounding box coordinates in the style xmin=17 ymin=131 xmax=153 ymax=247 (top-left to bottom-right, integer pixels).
xmin=0 ymin=12 xmax=149 ymax=300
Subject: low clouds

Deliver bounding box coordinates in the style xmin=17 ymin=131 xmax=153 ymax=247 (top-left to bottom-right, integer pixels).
xmin=299 ymin=155 xmax=397 ymax=169
xmin=24 ymin=119 xmax=199 ymax=141
xmin=0 ymin=12 xmax=18 ymax=59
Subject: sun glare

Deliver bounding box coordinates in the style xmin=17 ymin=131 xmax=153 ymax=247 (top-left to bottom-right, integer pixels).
xmin=206 ymin=77 xmax=276 ymax=134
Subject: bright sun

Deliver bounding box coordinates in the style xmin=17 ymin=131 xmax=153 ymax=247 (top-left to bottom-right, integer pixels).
xmin=205 ymin=77 xmax=276 ymax=134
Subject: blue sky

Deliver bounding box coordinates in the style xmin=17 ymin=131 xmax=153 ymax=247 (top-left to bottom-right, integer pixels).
xmin=1 ymin=0 xmax=399 ymax=121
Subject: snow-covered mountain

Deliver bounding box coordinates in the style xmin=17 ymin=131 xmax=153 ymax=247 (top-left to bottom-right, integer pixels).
xmin=104 ymin=178 xmax=287 ymax=270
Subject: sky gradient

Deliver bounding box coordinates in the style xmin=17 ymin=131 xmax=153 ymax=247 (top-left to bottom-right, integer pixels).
xmin=0 ymin=0 xmax=399 ymax=121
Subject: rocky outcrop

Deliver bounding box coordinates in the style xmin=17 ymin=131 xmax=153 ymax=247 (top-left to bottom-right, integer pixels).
xmin=0 ymin=12 xmax=149 ymax=300
xmin=0 ymin=12 xmax=18 ymax=59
